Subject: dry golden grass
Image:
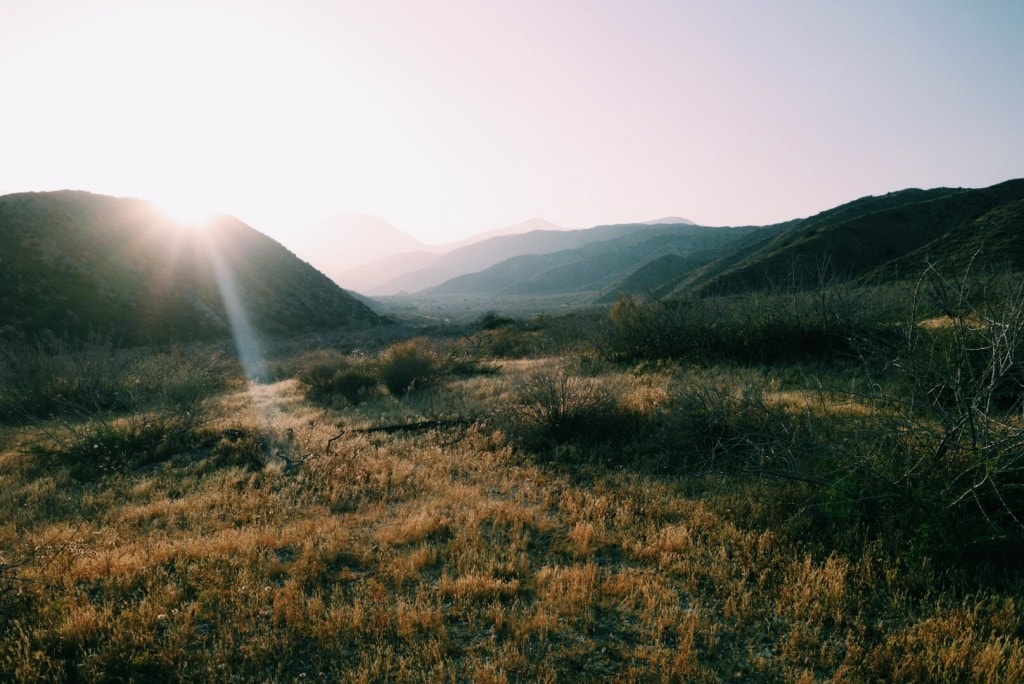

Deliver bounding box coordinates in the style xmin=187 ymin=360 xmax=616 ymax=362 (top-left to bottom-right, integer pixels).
xmin=2 ymin=361 xmax=1024 ymax=681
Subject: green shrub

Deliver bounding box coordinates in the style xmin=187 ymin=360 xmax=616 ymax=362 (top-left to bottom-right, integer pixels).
xmin=377 ymin=338 xmax=439 ymax=395
xmin=0 ymin=335 xmax=134 ymax=421
xmin=484 ymin=328 xmax=538 ymax=358
xmin=441 ymin=334 xmax=502 ymax=376
xmin=4 ymin=340 xmax=237 ymax=478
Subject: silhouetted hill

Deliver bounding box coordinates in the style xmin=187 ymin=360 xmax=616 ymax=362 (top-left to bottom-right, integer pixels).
xmin=0 ymin=191 xmax=379 ymax=343
xmin=667 ymin=180 xmax=1024 ymax=297
xmin=424 ymin=224 xmax=759 ymax=297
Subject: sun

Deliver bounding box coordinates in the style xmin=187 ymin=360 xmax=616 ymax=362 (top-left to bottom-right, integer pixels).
xmin=154 ymin=193 xmax=222 ymax=229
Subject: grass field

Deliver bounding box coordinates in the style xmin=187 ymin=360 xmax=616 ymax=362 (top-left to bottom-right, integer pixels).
xmin=3 ymin=281 xmax=1024 ymax=681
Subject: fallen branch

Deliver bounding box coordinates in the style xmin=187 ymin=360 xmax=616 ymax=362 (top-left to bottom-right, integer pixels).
xmin=326 ymin=419 xmax=474 ymax=450
xmin=739 ymin=468 xmax=828 ymax=486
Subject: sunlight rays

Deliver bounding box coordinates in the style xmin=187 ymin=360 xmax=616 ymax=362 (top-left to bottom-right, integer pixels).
xmin=198 ymin=227 xmax=266 ymax=381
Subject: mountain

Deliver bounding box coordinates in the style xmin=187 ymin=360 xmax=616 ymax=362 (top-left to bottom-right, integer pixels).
xmin=666 ymin=180 xmax=1024 ymax=297
xmin=425 ymin=224 xmax=760 ymax=297
xmin=0 ymin=191 xmax=378 ymax=343
xmin=369 ymin=221 xmax=699 ymax=295
xmin=286 ymin=213 xmax=435 ymax=286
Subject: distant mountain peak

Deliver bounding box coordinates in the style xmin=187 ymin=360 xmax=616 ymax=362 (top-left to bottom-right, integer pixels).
xmin=643 ymin=216 xmax=696 ymax=225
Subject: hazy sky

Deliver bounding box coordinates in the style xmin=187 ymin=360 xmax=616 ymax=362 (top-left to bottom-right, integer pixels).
xmin=2 ymin=1 xmax=1022 ymax=244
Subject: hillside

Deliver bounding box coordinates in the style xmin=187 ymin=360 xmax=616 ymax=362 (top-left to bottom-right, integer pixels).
xmin=0 ymin=191 xmax=379 ymax=343
xmin=671 ymin=180 xmax=1024 ymax=297
xmin=595 ymin=253 xmax=708 ymax=302
xmin=871 ymin=198 xmax=1024 ymax=280
xmin=426 ymin=224 xmax=759 ymax=297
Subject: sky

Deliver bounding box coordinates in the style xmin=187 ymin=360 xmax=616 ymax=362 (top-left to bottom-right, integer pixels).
xmin=1 ymin=0 xmax=1022 ymax=245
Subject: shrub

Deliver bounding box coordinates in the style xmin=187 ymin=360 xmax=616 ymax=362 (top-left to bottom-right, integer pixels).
xmin=378 ymin=338 xmax=440 ymax=395
xmin=441 ymin=334 xmax=502 ymax=376
xmin=478 ymin=310 xmax=517 ymax=330
xmin=0 ymin=334 xmax=135 ymax=422
xmin=501 ymin=364 xmax=636 ymax=449
xmin=295 ymin=350 xmax=378 ymax=405
xmin=484 ymin=327 xmax=538 ymax=358
xmin=32 ymin=410 xmax=206 ymax=480
xmin=847 ymin=269 xmax=1024 ymax=546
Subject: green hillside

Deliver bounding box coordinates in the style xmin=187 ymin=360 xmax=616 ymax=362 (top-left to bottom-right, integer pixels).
xmin=0 ymin=191 xmax=379 ymax=343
